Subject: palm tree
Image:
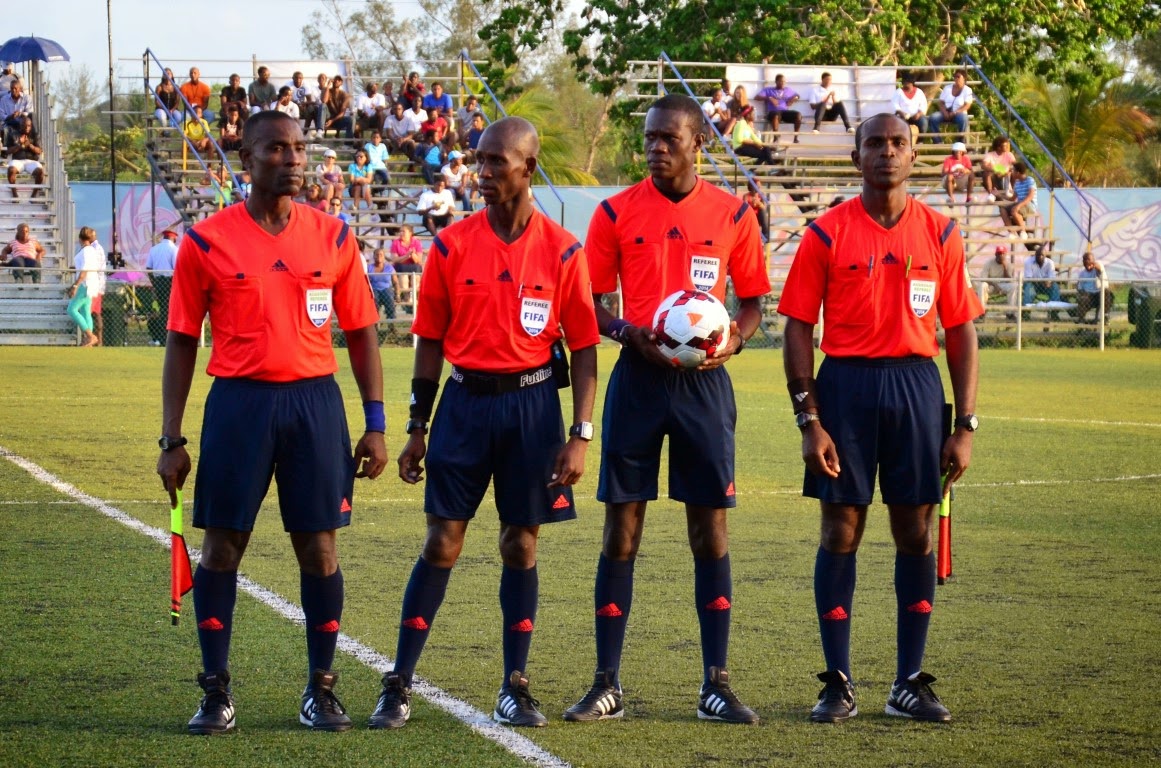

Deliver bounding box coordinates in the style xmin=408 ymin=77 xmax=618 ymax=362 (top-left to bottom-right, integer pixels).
xmin=1014 ymin=73 xmax=1155 ymax=186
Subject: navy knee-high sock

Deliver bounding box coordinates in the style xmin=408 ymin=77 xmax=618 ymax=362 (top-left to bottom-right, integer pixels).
xmin=393 ymin=557 xmax=451 ymax=685
xmin=694 ymin=554 xmax=732 ymax=684
xmin=594 ymin=554 xmax=634 ymax=685
xmin=193 ymin=565 xmax=237 ymax=674
xmin=301 ymin=568 xmax=344 ymax=680
xmin=895 ymin=551 xmax=936 ymax=682
xmin=500 ymin=564 xmax=539 ymax=683
xmin=814 ymin=547 xmax=856 ymax=679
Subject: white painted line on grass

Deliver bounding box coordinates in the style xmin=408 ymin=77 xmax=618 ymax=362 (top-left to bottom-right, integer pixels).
xmin=988 ymin=416 xmax=1161 ymax=429
xmin=0 ymin=445 xmax=572 ymax=768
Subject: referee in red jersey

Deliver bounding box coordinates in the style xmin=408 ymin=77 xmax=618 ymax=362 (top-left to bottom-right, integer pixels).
xmin=367 ymin=117 xmax=599 ymax=730
xmin=564 ymin=94 xmax=767 ymax=725
xmin=779 ymin=113 xmax=982 ymax=724
xmin=156 ymin=111 xmax=388 ymax=735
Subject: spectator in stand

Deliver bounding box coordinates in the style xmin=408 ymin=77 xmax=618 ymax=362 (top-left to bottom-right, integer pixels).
xmin=384 ymin=102 xmax=420 ymax=158
xmin=238 ymin=170 xmax=252 ymax=199
xmin=183 ymin=106 xmax=213 ymax=154
xmin=0 ymin=63 xmax=17 ymax=96
xmin=364 ymin=131 xmax=391 ymax=186
xmin=455 ymin=95 xmax=480 ymax=145
xmin=302 ymin=182 xmax=328 ymax=211
xmin=1023 ymin=244 xmax=1060 ymax=304
xmin=756 ymin=74 xmax=803 ymax=140
xmin=466 ymin=112 xmax=486 ymax=153
xmin=416 ymin=130 xmax=444 ymax=184
xmin=731 ymin=106 xmax=779 ymax=166
xmin=219 ymin=74 xmax=247 ymax=124
xmin=726 ymin=84 xmax=749 ymax=117
xmin=892 ymin=73 xmax=929 ymax=141
xmin=7 ymin=118 xmax=44 ymax=197
xmin=180 ymin=67 xmax=213 ymax=122
xmin=419 ymin=109 xmax=449 ymax=146
xmin=67 ymin=227 xmax=103 ymax=347
xmin=403 ymin=99 xmax=428 ymax=135
xmin=941 ymin=141 xmax=974 ymax=206
xmin=324 ymin=75 xmax=353 ymax=138
xmin=154 ymin=76 xmax=182 ymax=126
xmin=1075 ymin=252 xmax=1113 ymax=323
xmin=145 ymin=228 xmax=180 ymax=345
xmin=981 ymin=136 xmax=1016 ymax=202
xmin=355 ymin=81 xmax=387 ymax=138
xmin=743 ymin=179 xmax=769 ymax=241
xmin=1001 ymin=161 xmax=1037 ymax=243
xmin=329 ymin=195 xmax=352 ymax=225
xmin=400 ymin=71 xmax=425 ymax=111
xmin=368 ymin=248 xmax=397 ymax=323
xmin=379 ymin=81 xmax=396 ymax=109
xmin=316 ymin=148 xmax=345 ymax=202
xmin=0 ymin=80 xmax=33 ymax=146
xmin=2 ymin=222 xmax=45 ymax=282
xmin=303 ymin=73 xmax=328 ymax=136
xmin=348 ymin=149 xmax=374 ymax=211
xmin=421 ymin=81 xmax=453 ymax=116
xmin=390 ymin=223 xmax=424 ymax=275
xmin=928 ymin=69 xmax=973 ymax=143
xmin=274 ymin=86 xmax=300 ymax=120
xmin=440 ymin=150 xmax=476 ymax=211
xmin=248 ymin=66 xmax=278 ymax=114
xmin=808 ymin=72 xmax=853 ymax=133
xmin=980 ymin=244 xmax=1017 ymax=307
xmin=702 ymin=87 xmax=731 ymax=133
xmin=416 ymin=177 xmax=455 ymax=236
xmin=219 ymin=105 xmax=244 ymax=152
xmin=209 ymin=163 xmax=234 ymax=208
xmin=288 ymin=72 xmax=316 ymax=133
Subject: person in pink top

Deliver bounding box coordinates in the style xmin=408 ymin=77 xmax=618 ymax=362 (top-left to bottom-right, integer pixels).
xmin=981 ymin=136 xmax=1016 ymax=202
xmin=389 ymin=224 xmax=423 ymax=274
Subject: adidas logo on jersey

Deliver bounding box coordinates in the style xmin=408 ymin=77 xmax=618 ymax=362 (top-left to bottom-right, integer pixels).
xmin=882 ymin=252 xmax=899 ymax=265
xmin=270 ymin=259 xmax=289 ymax=272
xmin=497 ymin=269 xmax=513 ymax=282
xmin=666 ymin=227 xmax=683 ymax=239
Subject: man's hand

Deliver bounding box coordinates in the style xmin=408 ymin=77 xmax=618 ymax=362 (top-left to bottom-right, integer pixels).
xmin=398 ymin=433 xmax=427 ymax=484
xmin=623 ymin=324 xmax=676 ymax=369
xmin=801 ymin=421 xmax=841 ymax=478
xmin=157 ymin=446 xmax=192 ymax=508
xmin=697 ymin=320 xmax=742 ymax=371
xmin=548 ymin=438 xmax=587 ymax=488
xmin=940 ymin=430 xmax=973 ymax=495
xmin=354 ymin=431 xmax=388 ymax=479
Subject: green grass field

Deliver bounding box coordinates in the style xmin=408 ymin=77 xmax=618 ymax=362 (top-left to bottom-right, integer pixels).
xmin=1 ymin=346 xmax=1159 ymax=767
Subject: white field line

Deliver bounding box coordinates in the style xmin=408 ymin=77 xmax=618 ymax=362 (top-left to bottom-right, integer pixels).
xmin=0 ymin=445 xmax=571 ymax=768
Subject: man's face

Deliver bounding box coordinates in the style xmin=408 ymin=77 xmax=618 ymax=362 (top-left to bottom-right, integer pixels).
xmin=331 ymin=198 xmax=343 ymax=212
xmin=1083 ymin=255 xmax=1095 ymax=270
xmin=475 ymin=127 xmax=531 ymax=207
xmin=995 ymin=250 xmax=1006 ymax=264
xmin=643 ymin=107 xmax=702 ymax=184
xmin=394 ymin=104 xmax=404 ymax=117
xmin=279 ymin=91 xmax=291 ymax=105
xmin=293 ymin=73 xmax=304 ymax=86
xmin=775 ymin=76 xmax=785 ymax=88
xmin=258 ymin=68 xmax=269 ymax=83
xmin=371 ymin=133 xmax=382 ymax=145
xmin=189 ymin=68 xmax=200 ymax=82
xmin=241 ymin=117 xmax=306 ymax=198
xmin=433 ymin=84 xmax=443 ymax=97
xmin=1035 ymin=250 xmax=1046 ymax=265
xmin=10 ymin=82 xmax=21 ymax=97
xmin=368 ymin=83 xmax=377 ymax=95
xmin=333 ymin=77 xmax=343 ymax=90
xmin=852 ymin=115 xmax=915 ymax=190
xmin=473 ymin=114 xmax=485 ymax=128
xmin=821 ymin=74 xmax=831 ymax=88
xmin=318 ymin=74 xmax=328 ymax=87
xmin=433 ymin=179 xmax=446 ymax=193
xmin=230 ymin=75 xmax=241 ymax=87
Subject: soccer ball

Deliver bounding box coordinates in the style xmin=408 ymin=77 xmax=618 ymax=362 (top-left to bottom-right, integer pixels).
xmin=652 ymin=289 xmax=731 ymax=368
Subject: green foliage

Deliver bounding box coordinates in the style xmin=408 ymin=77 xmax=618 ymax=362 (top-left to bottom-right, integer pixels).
xmin=301 ymin=0 xmax=417 ymax=85
xmin=2 ymin=347 xmax=1161 ymax=766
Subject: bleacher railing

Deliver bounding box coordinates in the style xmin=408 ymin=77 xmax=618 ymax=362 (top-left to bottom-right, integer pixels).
xmin=962 ymin=54 xmax=1094 ymax=257
xmin=32 ymin=64 xmax=74 ymax=277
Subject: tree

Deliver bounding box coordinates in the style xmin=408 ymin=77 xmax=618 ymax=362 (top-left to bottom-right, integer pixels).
xmin=1015 ymin=73 xmax=1156 ymax=186
xmin=301 ymin=0 xmax=417 ymax=85
xmin=480 ymin=0 xmax=1160 ymax=96
xmin=414 ymin=0 xmax=497 ymax=65
xmin=51 ymin=64 xmax=102 ymax=130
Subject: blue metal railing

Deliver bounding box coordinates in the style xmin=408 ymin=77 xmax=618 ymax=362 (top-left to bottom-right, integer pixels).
xmin=458 ymin=50 xmax=566 ymax=224
xmin=962 ymin=54 xmax=1093 ymax=249
xmin=143 ymin=49 xmax=244 ymax=211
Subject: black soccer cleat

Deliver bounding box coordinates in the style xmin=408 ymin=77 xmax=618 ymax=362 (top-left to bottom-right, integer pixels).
xmin=885 ymin=671 xmax=952 ymax=722
xmin=368 ymin=671 xmax=412 ymax=730
xmin=810 ymin=669 xmax=858 ymax=723
xmin=697 ymin=667 xmax=759 ymax=724
xmin=493 ymin=670 xmax=548 ymax=727
xmin=299 ymin=669 xmax=353 ymax=731
xmin=563 ymin=668 xmax=624 ymax=722
xmin=188 ymin=671 xmax=236 ymax=735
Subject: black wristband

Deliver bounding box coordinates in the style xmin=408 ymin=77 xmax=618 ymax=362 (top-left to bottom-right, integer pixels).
xmin=787 ymin=376 xmax=819 ymax=414
xmin=409 ymin=377 xmax=439 ymax=420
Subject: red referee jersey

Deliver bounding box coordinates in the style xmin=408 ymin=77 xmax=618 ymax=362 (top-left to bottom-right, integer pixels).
xmin=411 ymin=209 xmax=600 ymax=373
xmin=168 ymin=202 xmax=378 ymax=381
xmin=586 ymin=177 xmax=769 ymax=328
xmin=777 ymin=196 xmax=984 ymax=358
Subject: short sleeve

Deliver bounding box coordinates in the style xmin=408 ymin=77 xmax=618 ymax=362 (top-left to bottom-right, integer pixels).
xmin=557 ymin=242 xmax=600 ymax=350
xmin=935 ymin=224 xmax=984 ymax=328
xmin=777 ymin=226 xmax=830 ymax=325
xmin=726 ymin=205 xmax=770 ymax=300
xmin=410 ymin=238 xmax=451 ymax=339
xmin=585 ymin=202 xmax=620 ymax=295
xmin=332 ymin=230 xmax=379 ymax=331
xmin=167 ymin=235 xmax=211 ymax=336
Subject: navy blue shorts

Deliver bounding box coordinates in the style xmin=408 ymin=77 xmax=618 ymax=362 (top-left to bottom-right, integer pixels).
xmin=424 ymin=374 xmax=576 ymax=526
xmin=597 ymin=348 xmax=737 ymax=508
xmin=192 ymin=375 xmax=356 ymax=532
xmin=804 ymin=356 xmax=944 ymax=507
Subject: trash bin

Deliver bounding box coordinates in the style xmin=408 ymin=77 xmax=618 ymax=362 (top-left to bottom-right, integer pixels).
xmin=102 ymin=284 xmax=129 ymax=346
xmin=1128 ymin=285 xmax=1161 ymax=349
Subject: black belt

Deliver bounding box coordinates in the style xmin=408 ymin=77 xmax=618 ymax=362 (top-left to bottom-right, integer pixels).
xmin=450 ymin=365 xmax=553 ymax=395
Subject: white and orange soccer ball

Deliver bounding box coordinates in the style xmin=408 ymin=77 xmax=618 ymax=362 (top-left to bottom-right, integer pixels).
xmin=652 ymin=289 xmax=731 ymax=368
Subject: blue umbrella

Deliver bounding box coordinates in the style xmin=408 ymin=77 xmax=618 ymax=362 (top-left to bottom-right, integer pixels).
xmin=0 ymin=36 xmax=70 ymax=64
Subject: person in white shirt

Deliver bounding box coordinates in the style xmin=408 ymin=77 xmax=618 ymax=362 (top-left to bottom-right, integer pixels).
xmin=701 ymin=87 xmax=731 ymax=131
xmin=980 ymin=244 xmax=1017 ymax=307
xmin=415 ymin=177 xmax=456 ymax=236
xmin=356 ymin=82 xmax=388 ymax=138
xmin=892 ymin=74 xmax=929 ymax=140
xmin=274 ymin=87 xmax=301 ymax=120
xmin=383 ymin=102 xmax=421 ymax=157
xmin=1023 ymin=245 xmax=1060 ymax=304
xmin=807 ymin=72 xmax=853 ymax=133
xmin=145 ymin=228 xmax=180 ymax=345
xmin=301 ymin=73 xmax=327 ymax=135
xmin=928 ymin=69 xmax=973 ymax=143
xmin=440 ymin=150 xmax=476 ymax=211
xmin=67 ymin=227 xmax=106 ymax=347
